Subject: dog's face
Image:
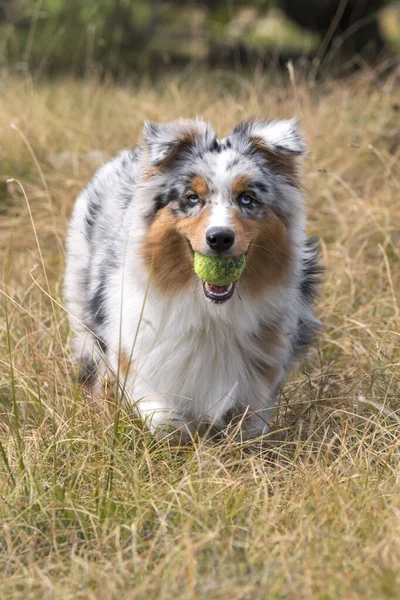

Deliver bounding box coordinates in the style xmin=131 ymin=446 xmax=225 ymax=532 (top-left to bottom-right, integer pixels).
xmin=140 ymin=118 xmax=306 ymax=303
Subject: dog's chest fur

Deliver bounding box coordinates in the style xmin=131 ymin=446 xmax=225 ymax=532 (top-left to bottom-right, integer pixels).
xmin=112 ymin=275 xmax=290 ymax=421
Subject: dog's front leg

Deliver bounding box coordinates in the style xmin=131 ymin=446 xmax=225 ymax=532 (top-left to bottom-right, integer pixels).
xmin=239 ymin=374 xmax=283 ymax=439
xmin=135 ymin=396 xmax=196 ymax=444
xmin=241 ymin=408 xmax=272 ymax=438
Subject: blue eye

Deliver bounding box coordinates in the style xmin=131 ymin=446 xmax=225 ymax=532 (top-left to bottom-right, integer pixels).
xmin=239 ymin=194 xmax=254 ymax=207
xmin=187 ymin=194 xmax=200 ymax=205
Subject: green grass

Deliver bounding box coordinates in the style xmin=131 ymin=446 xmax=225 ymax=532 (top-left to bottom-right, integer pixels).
xmin=0 ymin=69 xmax=399 ymax=599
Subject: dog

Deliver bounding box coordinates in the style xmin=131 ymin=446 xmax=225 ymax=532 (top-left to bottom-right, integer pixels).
xmin=64 ymin=118 xmax=320 ymax=441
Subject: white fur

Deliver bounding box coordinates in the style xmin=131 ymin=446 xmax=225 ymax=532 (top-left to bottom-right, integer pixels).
xmin=208 ymin=203 xmax=232 ymax=230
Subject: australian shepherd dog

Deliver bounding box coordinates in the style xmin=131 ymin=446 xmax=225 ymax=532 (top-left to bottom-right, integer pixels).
xmin=64 ymin=118 xmax=321 ymax=441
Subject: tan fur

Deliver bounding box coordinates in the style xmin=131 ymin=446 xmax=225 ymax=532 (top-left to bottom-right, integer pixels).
xmin=141 ymin=207 xmax=194 ymax=294
xmin=252 ymin=138 xmax=300 ymax=188
xmin=142 ymin=166 xmax=160 ymax=181
xmin=142 ymin=131 xmax=197 ymax=181
xmin=160 ymin=131 xmax=195 ymax=169
xmin=232 ymin=175 xmax=250 ymax=195
xmin=191 ymin=175 xmax=209 ymax=198
xmin=119 ymin=352 xmax=132 ymax=378
xmin=232 ymin=209 xmax=293 ymax=297
xmin=176 ymin=206 xmax=212 ymax=255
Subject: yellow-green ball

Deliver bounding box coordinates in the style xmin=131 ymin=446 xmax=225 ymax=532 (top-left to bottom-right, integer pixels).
xmin=194 ymin=253 xmax=246 ymax=286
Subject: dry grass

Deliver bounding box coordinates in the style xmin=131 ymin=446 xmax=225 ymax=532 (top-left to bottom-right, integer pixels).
xmin=0 ymin=67 xmax=399 ymax=599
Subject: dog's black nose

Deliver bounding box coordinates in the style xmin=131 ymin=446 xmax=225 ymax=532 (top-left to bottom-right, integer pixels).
xmin=206 ymin=227 xmax=235 ymax=253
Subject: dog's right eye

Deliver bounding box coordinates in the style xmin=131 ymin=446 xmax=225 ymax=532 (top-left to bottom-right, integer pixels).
xmin=239 ymin=194 xmax=254 ymax=207
xmin=187 ymin=194 xmax=200 ymax=205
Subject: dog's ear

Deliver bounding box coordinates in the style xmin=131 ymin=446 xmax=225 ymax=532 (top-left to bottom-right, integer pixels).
xmin=231 ymin=118 xmax=307 ymax=156
xmin=142 ymin=118 xmax=215 ymax=168
xmin=229 ymin=119 xmax=306 ymax=188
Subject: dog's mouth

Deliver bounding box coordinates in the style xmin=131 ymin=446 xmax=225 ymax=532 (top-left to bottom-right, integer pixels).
xmin=202 ymin=281 xmax=235 ymax=304
xmin=186 ymin=240 xmax=237 ymax=303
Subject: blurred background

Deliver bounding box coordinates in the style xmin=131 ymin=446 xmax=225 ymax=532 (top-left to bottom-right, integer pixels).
xmin=1 ymin=0 xmax=399 ymax=79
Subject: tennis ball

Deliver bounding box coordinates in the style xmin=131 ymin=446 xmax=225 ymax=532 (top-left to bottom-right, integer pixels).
xmin=194 ymin=253 xmax=246 ymax=286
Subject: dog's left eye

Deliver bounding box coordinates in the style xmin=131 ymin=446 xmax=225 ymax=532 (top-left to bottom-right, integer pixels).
xmin=187 ymin=194 xmax=200 ymax=205
xmin=239 ymin=194 xmax=254 ymax=207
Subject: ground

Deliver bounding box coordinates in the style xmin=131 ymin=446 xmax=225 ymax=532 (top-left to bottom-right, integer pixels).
xmin=0 ymin=68 xmax=399 ymax=599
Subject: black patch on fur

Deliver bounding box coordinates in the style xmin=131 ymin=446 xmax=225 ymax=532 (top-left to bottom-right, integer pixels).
xmin=166 ymin=187 xmax=178 ymax=204
xmin=85 ymin=189 xmax=101 ymax=237
xmin=210 ymin=137 xmax=221 ymax=153
xmin=77 ymin=355 xmax=97 ymax=386
xmin=151 ymin=187 xmax=179 ymax=216
xmin=225 ymin=138 xmax=232 ymax=149
xmin=252 ymin=180 xmax=270 ymax=194
xmin=293 ymin=316 xmax=320 ymax=357
xmin=87 ymin=277 xmax=108 ymax=327
xmin=273 ymin=143 xmax=300 ymax=156
xmin=86 ymin=277 xmax=109 ymax=356
xmin=77 ymin=333 xmax=106 ymax=386
xmin=154 ymin=193 xmax=168 ymax=213
xmin=96 ymin=335 xmax=107 ymax=353
xmin=292 ymin=236 xmax=323 ymax=357
xmin=300 ymin=237 xmax=323 ymax=303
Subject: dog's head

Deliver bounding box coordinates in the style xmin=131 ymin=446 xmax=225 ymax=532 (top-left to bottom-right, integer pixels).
xmin=139 ymin=118 xmax=307 ymax=304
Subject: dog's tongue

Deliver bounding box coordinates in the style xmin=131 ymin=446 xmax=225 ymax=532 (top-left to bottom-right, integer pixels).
xmin=204 ymin=282 xmax=230 ymax=295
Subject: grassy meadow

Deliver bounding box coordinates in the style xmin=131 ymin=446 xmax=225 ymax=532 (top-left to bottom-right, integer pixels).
xmin=0 ymin=68 xmax=400 ymax=599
